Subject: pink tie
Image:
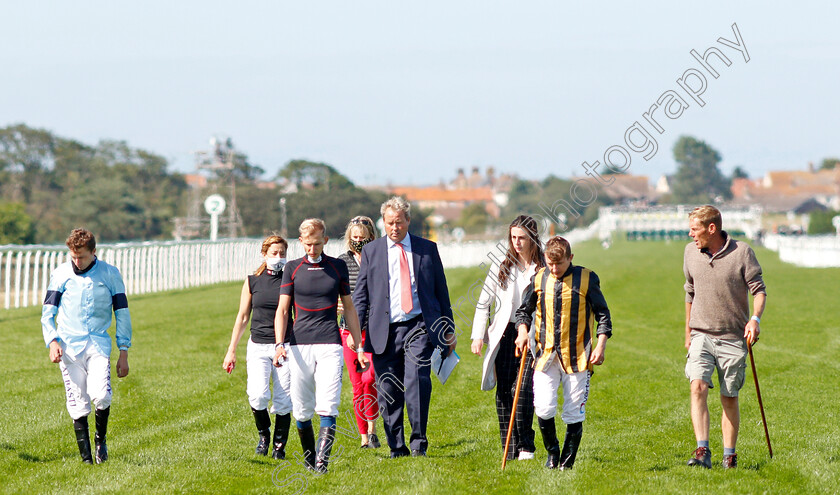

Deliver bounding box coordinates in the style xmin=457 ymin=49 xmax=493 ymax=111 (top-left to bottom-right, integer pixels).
xmin=397 ymin=242 xmax=414 ymax=313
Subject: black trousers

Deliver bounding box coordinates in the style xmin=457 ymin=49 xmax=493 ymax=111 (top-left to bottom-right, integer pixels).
xmin=372 ymin=316 xmax=433 ymax=452
xmin=495 ymin=322 xmax=536 ymax=455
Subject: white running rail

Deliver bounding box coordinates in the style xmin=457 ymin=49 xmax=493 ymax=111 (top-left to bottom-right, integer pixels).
xmin=762 ymin=234 xmax=840 ymax=268
xmin=1 ymin=226 xmax=605 ymax=311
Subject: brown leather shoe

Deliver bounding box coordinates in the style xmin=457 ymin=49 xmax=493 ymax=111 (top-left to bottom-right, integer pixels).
xmin=687 ymin=447 xmax=711 ymax=469
xmin=722 ymin=453 xmax=737 ymax=469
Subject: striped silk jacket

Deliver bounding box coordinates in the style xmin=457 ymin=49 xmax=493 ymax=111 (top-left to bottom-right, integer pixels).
xmin=516 ymin=265 xmax=612 ymax=374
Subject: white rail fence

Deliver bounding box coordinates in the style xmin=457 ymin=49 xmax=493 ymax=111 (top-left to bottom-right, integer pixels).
xmin=0 ymin=235 xmax=577 ymax=311
xmin=7 ymin=222 xmax=836 ymax=310
xmin=0 ymin=239 xmax=267 ymax=310
xmin=0 ymin=223 xmax=604 ymax=311
xmin=597 ymin=205 xmax=764 ymax=240
xmin=762 ymin=234 xmax=840 ymax=268
xmin=438 ymin=223 xmax=599 ymax=272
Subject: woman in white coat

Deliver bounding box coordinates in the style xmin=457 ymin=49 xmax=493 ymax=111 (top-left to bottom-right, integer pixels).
xmin=471 ymin=215 xmax=544 ymax=461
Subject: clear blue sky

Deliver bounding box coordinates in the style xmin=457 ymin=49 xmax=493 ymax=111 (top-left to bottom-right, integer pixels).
xmin=2 ymin=2 xmax=838 ymax=186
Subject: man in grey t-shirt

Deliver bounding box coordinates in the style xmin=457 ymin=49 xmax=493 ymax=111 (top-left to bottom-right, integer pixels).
xmin=683 ymin=205 xmax=766 ymax=470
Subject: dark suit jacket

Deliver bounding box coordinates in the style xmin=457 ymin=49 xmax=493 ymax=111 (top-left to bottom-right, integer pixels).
xmin=353 ymin=234 xmax=454 ymax=356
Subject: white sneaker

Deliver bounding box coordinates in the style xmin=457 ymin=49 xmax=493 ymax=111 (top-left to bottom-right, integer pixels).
xmin=518 ymin=451 xmax=535 ymax=460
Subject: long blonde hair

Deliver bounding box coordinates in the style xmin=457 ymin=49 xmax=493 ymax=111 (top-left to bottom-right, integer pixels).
xmin=254 ymin=234 xmax=288 ymax=275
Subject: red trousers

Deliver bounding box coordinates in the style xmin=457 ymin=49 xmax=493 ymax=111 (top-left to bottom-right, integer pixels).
xmin=340 ymin=328 xmax=378 ymax=434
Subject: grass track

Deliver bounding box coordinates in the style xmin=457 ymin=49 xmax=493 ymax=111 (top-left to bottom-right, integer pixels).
xmin=1 ymin=238 xmax=838 ymax=494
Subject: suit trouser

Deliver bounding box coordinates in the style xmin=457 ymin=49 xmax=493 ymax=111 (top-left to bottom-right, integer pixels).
xmin=372 ymin=316 xmax=433 ymax=452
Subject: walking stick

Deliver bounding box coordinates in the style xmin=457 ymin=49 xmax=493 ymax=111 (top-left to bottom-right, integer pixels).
xmin=748 ymin=340 xmax=773 ymax=458
xmin=502 ymin=350 xmax=528 ymax=470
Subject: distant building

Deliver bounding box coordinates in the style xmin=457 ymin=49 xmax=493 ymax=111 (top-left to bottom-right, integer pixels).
xmin=600 ymin=174 xmax=655 ymax=203
xmin=255 ymin=180 xmax=277 ymax=190
xmin=184 ymin=174 xmax=208 ymax=189
xmin=655 ymin=174 xmax=674 ymax=195
xmin=729 ymin=165 xmax=840 ymax=212
xmin=384 ymin=166 xmax=516 ymax=225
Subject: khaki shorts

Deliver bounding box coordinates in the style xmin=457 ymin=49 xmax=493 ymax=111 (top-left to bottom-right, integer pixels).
xmin=685 ymin=333 xmax=747 ymax=397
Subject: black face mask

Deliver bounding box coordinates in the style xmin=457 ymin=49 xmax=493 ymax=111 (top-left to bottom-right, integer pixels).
xmin=349 ymin=238 xmax=372 ymax=253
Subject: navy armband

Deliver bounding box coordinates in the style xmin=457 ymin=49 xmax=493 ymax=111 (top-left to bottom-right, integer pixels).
xmin=112 ymin=293 xmax=129 ymax=310
xmin=44 ymin=290 xmax=62 ymax=306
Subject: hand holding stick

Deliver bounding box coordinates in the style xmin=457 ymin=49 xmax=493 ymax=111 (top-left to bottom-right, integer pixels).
xmin=502 ymin=350 xmax=528 ymax=470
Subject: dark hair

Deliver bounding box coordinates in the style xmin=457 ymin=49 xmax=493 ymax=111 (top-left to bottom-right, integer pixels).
xmin=498 ymin=215 xmax=544 ymax=290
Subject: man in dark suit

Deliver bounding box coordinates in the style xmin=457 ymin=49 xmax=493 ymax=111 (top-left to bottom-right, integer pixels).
xmin=353 ymin=196 xmax=456 ymax=458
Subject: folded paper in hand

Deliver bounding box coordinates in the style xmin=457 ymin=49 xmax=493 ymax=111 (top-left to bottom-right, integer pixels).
xmin=431 ymin=347 xmax=459 ymax=384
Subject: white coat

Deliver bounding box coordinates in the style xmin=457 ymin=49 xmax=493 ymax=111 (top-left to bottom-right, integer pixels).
xmin=470 ymin=262 xmax=538 ymax=391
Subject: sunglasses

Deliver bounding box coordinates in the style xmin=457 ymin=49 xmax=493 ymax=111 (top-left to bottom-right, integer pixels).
xmin=350 ymin=217 xmax=373 ymax=227
xmin=352 ymin=358 xmax=370 ymax=373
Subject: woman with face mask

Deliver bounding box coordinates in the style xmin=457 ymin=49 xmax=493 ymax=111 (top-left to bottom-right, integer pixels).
xmin=338 ymin=215 xmax=381 ymax=448
xmin=223 ymin=234 xmax=294 ymax=459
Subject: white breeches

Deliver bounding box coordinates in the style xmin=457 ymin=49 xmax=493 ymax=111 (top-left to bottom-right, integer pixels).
xmin=59 ymin=340 xmax=112 ymax=420
xmin=246 ymin=339 xmax=292 ymax=415
xmin=533 ymin=356 xmax=590 ymax=424
xmin=288 ymin=344 xmax=343 ymax=422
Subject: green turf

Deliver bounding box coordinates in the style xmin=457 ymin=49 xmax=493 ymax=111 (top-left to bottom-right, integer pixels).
xmin=1 ymin=239 xmax=838 ymax=494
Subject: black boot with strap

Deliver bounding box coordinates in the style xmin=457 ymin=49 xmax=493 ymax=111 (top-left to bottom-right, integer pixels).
xmin=558 ymin=421 xmax=583 ymax=470
xmin=252 ymin=407 xmax=272 ymax=456
xmin=271 ymin=413 xmax=291 ymax=460
xmin=74 ymin=416 xmax=93 ymax=465
xmin=314 ymin=425 xmax=337 ymax=474
xmin=94 ymin=407 xmax=109 ymax=464
xmin=538 ymin=417 xmax=560 ymax=469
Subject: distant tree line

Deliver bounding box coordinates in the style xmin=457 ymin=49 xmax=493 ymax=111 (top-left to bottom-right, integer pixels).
xmin=808 ymin=209 xmax=840 ymax=235
xmin=0 ymin=124 xmax=187 ymax=244
xmin=239 ymin=160 xmax=395 ymax=240
xmin=0 ymin=124 xmax=412 ymax=245
xmin=3 ymin=124 xmax=837 ymax=245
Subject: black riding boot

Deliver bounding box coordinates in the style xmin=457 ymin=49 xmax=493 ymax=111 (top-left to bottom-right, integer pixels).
xmin=94 ymin=407 xmax=110 ymax=464
xmin=315 ymin=425 xmax=337 ymax=474
xmin=73 ymin=416 xmax=93 ymax=465
xmin=538 ymin=417 xmax=560 ymax=469
xmin=558 ymin=422 xmax=583 ymax=470
xmin=271 ymin=414 xmax=291 ymax=460
xmin=297 ymin=422 xmax=316 ymax=471
xmin=252 ymin=407 xmax=271 ymax=456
